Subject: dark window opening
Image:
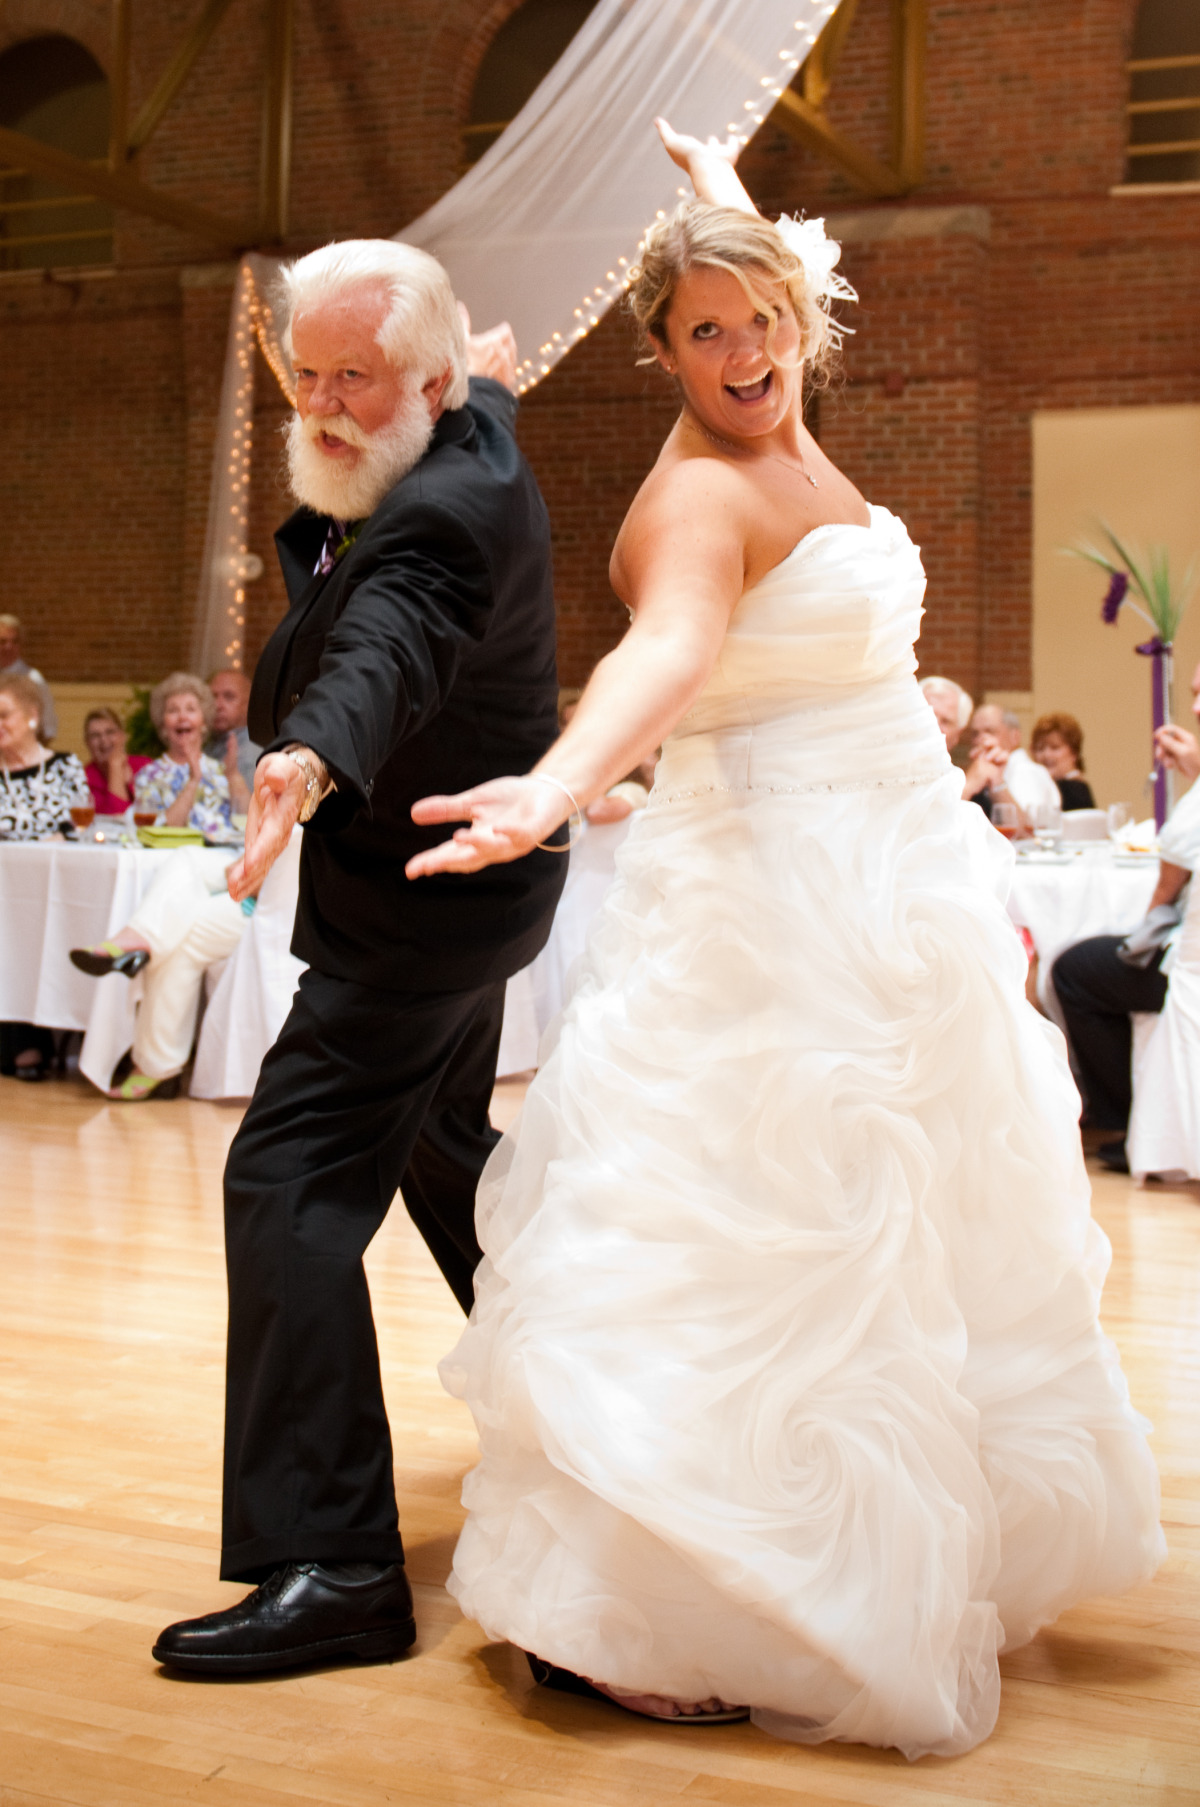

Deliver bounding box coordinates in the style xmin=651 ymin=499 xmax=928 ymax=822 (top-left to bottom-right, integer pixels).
xmin=1125 ymin=0 xmax=1200 ymax=185
xmin=465 ymin=0 xmax=598 ymax=167
xmin=0 ymin=34 xmax=113 ymax=270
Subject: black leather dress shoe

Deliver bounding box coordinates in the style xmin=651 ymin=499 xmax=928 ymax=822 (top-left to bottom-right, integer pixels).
xmin=152 ymin=1562 xmax=415 ymax=1675
xmin=1097 ymin=1139 xmax=1130 ymax=1174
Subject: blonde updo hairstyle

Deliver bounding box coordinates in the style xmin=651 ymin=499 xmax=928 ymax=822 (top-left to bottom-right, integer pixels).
xmin=629 ymin=200 xmax=844 ymax=388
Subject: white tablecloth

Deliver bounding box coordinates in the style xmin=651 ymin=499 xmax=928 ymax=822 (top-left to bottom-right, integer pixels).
xmin=1007 ymin=845 xmax=1159 ymax=1010
xmin=0 ymin=840 xmax=170 ymax=1089
xmin=190 ymin=831 xmax=305 ymax=1100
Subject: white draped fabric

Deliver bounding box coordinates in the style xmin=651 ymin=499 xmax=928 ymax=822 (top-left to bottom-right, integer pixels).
xmin=193 ymin=0 xmax=842 ymax=664
xmin=399 ymin=0 xmax=841 ymax=392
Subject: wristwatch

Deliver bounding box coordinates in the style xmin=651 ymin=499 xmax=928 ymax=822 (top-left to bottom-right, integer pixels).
xmin=282 ymin=746 xmax=334 ymax=823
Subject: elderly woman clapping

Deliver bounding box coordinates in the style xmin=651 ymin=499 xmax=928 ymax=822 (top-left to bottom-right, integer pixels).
xmin=134 ymin=673 xmax=234 ymax=836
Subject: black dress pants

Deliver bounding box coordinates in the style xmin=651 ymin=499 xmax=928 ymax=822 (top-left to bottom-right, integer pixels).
xmin=220 ymin=966 xmax=505 ymax=1581
xmin=1051 ymin=935 xmax=1168 ymax=1132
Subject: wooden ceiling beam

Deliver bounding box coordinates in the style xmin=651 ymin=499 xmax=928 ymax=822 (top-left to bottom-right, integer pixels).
xmin=259 ymin=0 xmax=294 ymax=242
xmin=890 ymin=0 xmax=926 ymax=189
xmin=127 ymin=0 xmax=241 ymax=156
xmin=772 ymin=89 xmax=907 ymax=197
xmin=0 ymin=127 xmax=243 ymax=246
xmin=802 ymin=0 xmax=861 ymax=110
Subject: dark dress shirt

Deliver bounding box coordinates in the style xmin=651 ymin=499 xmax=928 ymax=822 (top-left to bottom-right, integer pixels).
xmin=249 ymin=377 xmax=566 ymax=992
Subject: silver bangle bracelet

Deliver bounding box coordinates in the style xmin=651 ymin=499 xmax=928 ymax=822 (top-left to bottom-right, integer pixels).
xmin=529 ymin=772 xmax=585 ymax=851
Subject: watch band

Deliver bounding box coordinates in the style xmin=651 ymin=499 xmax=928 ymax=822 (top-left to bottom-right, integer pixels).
xmin=283 ymin=748 xmax=327 ymax=823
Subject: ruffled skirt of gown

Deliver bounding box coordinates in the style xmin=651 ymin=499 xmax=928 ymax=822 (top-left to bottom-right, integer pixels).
xmin=441 ymin=741 xmax=1164 ymax=1760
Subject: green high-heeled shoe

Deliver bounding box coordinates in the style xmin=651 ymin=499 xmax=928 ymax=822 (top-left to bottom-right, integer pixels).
xmin=106 ymin=1070 xmax=180 ymax=1102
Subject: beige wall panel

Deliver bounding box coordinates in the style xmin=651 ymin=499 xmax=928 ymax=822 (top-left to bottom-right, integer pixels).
xmin=50 ymin=682 xmax=139 ymax=762
xmin=1032 ymin=406 xmax=1200 ymax=815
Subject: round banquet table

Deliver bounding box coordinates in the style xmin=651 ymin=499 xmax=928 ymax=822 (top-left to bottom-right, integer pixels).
xmin=0 ymin=838 xmax=170 ymax=1090
xmin=1006 ymin=843 xmax=1160 ymax=1012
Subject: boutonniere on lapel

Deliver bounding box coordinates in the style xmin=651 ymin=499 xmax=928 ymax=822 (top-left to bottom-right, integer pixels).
xmin=334 ymin=521 xmax=364 ymax=563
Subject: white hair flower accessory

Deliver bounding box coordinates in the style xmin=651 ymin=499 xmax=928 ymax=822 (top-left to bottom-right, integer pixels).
xmin=774 ymin=213 xmax=857 ymax=348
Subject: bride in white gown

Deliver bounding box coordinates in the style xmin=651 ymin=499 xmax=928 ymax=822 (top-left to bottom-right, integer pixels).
xmin=407 ymin=123 xmax=1164 ymax=1759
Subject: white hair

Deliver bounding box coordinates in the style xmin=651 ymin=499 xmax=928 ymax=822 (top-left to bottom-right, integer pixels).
xmin=279 ymin=239 xmax=469 ymax=409
xmin=919 ymin=675 xmax=974 ymax=731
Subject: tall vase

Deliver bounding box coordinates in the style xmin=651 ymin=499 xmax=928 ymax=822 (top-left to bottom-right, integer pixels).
xmin=1147 ymin=642 xmax=1172 ymax=831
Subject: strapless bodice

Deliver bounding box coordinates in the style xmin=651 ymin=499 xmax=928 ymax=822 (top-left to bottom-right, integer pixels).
xmin=655 ymin=504 xmax=951 ymax=802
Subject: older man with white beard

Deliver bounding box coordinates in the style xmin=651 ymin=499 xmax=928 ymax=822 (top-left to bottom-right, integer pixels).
xmin=153 ymin=242 xmax=565 ymax=1676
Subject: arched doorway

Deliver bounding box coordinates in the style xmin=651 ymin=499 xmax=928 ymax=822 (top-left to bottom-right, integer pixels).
xmin=0 ymin=34 xmax=113 ymax=269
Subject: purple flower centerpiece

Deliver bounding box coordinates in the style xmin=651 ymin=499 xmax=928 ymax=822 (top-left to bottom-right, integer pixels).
xmin=1068 ymin=526 xmax=1194 ymax=830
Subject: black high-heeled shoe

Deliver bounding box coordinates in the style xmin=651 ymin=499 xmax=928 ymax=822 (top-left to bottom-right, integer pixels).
xmin=70 ymin=943 xmax=150 ymax=979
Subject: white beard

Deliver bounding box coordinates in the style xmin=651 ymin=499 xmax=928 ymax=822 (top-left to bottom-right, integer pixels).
xmin=285 ymin=386 xmax=435 ymax=520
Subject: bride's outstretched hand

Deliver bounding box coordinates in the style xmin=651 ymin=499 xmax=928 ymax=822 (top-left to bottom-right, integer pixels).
xmin=654 ymin=118 xmax=740 ymax=171
xmin=407 ymin=776 xmax=568 ymax=878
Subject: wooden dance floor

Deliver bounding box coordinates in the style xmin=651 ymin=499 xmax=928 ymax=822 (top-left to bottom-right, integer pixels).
xmin=1 ymin=1080 xmax=1197 ymax=1806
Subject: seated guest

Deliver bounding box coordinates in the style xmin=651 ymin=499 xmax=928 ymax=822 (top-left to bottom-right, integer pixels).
xmin=134 ymin=673 xmax=232 ymax=836
xmin=0 ymin=612 xmax=57 ymax=741
xmin=0 ymin=673 xmax=88 ymax=1081
xmin=70 ymin=845 xmax=253 ymax=1100
xmin=1052 ymin=660 xmax=1200 ymax=1170
xmin=918 ymin=675 xmax=973 ymax=754
xmin=0 ymin=674 xmax=88 ymax=840
xmin=919 ymin=677 xmax=1007 ymax=814
xmin=968 ymin=703 xmax=1060 ymax=821
xmin=1032 ymin=712 xmax=1095 ymax=809
xmin=83 ymin=707 xmax=151 ymax=816
xmin=205 ymin=668 xmax=260 ymax=810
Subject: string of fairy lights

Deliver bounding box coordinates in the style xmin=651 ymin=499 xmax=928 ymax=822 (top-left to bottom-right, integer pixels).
xmin=211 ymin=263 xmax=295 ymax=668
xmin=513 ymin=2 xmax=839 ymax=394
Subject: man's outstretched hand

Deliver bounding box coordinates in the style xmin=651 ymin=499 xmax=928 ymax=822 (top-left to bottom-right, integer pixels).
xmin=459 ymin=303 xmax=519 ymax=392
xmin=227 ymin=753 xmax=306 ymax=902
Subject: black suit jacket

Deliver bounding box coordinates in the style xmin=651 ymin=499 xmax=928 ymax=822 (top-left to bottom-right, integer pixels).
xmin=250 ymin=378 xmax=566 ymax=992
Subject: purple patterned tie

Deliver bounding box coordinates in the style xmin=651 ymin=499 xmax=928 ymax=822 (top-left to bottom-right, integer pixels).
xmin=314 ymin=517 xmax=347 ymax=577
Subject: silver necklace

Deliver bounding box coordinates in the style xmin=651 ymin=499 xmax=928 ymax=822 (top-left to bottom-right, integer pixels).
xmin=693 ymin=415 xmax=819 ymax=489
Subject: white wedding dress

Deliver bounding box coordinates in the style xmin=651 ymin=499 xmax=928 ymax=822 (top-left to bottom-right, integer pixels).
xmin=441 ymin=505 xmax=1164 ymax=1759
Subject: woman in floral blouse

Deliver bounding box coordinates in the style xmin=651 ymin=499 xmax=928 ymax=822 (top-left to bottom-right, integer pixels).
xmin=0 ymin=673 xmax=88 ymax=842
xmin=0 ymin=672 xmax=89 ymax=1081
xmin=134 ymin=673 xmax=233 ymax=838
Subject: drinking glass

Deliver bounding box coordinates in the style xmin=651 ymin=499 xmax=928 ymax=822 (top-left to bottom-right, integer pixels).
xmin=1107 ymin=802 xmax=1132 ymax=842
xmin=69 ymin=804 xmax=96 ymax=836
xmin=1032 ymin=801 xmax=1063 ymax=852
xmin=992 ymin=802 xmax=1019 ymax=840
xmin=133 ymin=810 xmax=158 ymax=828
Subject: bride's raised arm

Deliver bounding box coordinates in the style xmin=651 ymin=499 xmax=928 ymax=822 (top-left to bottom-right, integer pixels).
xmin=653 ymin=118 xmax=758 ymax=217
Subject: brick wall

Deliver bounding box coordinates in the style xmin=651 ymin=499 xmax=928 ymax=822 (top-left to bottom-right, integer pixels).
xmin=3 ymin=0 xmax=1198 ymax=700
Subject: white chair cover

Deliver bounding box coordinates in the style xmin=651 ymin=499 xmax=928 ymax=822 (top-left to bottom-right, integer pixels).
xmin=190 ymin=830 xmax=305 ymax=1101
xmin=1127 ymin=883 xmax=1200 ymax=1180
xmin=496 ymin=816 xmax=637 ymax=1077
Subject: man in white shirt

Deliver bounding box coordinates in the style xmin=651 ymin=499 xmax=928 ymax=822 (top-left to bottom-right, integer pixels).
xmin=0 ymin=613 xmax=57 ymax=741
xmin=1052 ymin=661 xmax=1200 ymax=1169
xmin=969 ymin=704 xmax=1061 ymax=818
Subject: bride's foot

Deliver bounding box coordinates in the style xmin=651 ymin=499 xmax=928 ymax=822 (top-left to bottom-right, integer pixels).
xmin=586 ymin=1679 xmax=750 ymax=1724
